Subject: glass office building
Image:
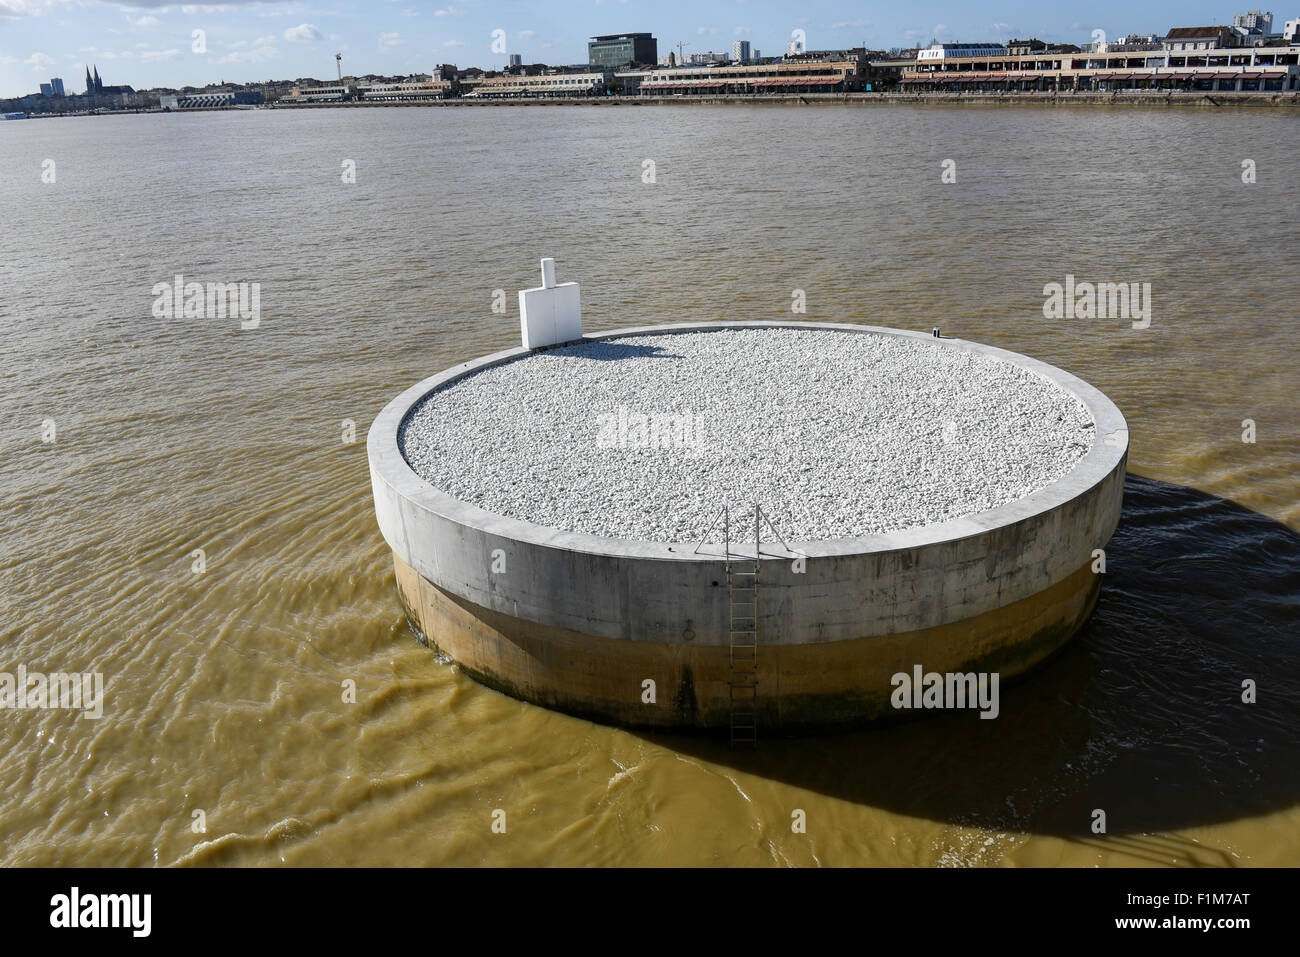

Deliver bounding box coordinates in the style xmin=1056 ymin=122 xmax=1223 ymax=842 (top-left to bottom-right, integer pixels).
xmin=588 ymin=33 xmax=658 ymax=70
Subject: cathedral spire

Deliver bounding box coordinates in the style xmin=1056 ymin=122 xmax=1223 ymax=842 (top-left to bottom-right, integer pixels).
xmin=93 ymin=65 xmax=102 ymax=93
xmin=85 ymin=65 xmax=93 ymax=94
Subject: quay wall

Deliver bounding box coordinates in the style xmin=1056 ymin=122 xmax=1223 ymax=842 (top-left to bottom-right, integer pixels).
xmin=280 ymin=91 xmax=1300 ymax=110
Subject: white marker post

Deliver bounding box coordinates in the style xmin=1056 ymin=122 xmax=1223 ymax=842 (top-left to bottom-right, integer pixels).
xmin=519 ymin=258 xmax=582 ymax=349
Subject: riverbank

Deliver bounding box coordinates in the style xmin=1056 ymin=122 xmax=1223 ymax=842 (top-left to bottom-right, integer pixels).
xmin=271 ymin=91 xmax=1300 ymax=109
xmin=11 ymin=90 xmax=1298 ymax=120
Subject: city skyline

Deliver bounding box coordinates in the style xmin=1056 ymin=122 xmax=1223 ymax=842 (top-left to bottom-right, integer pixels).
xmin=0 ymin=0 xmax=1283 ymax=97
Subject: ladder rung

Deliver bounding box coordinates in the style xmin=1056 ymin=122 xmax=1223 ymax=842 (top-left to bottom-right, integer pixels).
xmin=724 ymin=514 xmax=763 ymax=746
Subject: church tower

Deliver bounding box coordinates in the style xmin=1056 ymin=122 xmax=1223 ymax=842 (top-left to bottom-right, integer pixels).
xmin=85 ymin=65 xmax=94 ymax=94
xmin=93 ymin=66 xmax=103 ymax=93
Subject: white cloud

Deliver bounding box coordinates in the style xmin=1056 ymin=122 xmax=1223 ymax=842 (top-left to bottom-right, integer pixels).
xmin=697 ymin=26 xmax=720 ymax=36
xmin=832 ymin=19 xmax=870 ymax=30
xmin=139 ymin=48 xmax=181 ymax=63
xmin=434 ymin=5 xmax=463 ymax=15
xmin=443 ymin=39 xmax=465 ymax=47
xmin=2 ymin=1 xmax=67 ymax=20
xmin=131 ymin=15 xmax=160 ymax=27
xmin=733 ymin=27 xmax=751 ymax=36
xmin=216 ymin=45 xmax=278 ymax=65
xmin=283 ymin=23 xmax=323 ymax=43
xmin=24 ymin=51 xmax=54 ymax=69
xmin=379 ymin=31 xmax=404 ymax=49
xmin=518 ymin=29 xmax=536 ymax=40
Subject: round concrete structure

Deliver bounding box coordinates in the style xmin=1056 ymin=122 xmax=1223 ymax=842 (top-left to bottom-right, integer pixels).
xmin=368 ymin=322 xmax=1128 ymax=732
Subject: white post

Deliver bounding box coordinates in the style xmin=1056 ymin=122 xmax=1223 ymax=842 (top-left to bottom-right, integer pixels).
xmin=519 ymin=257 xmax=582 ymax=349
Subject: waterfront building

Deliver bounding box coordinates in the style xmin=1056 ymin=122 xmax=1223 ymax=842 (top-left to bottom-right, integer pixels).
xmin=282 ymin=78 xmax=454 ymax=103
xmin=282 ymin=84 xmax=351 ymax=103
xmin=160 ymin=90 xmax=262 ymax=109
xmin=637 ymin=50 xmax=871 ymax=95
xmin=733 ymin=40 xmax=751 ymax=63
xmin=356 ymin=79 xmax=454 ymax=101
xmin=508 ymin=54 xmax=522 ymax=67
xmin=900 ymin=33 xmax=1300 ymax=93
xmin=460 ymin=71 xmax=608 ymax=98
xmin=588 ymin=33 xmax=657 ymax=70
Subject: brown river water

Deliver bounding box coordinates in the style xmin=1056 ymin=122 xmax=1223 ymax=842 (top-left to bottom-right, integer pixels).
xmin=1 ymin=104 xmax=1297 ymax=866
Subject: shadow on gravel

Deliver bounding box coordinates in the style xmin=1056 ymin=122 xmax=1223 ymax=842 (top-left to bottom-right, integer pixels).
xmin=558 ymin=341 xmax=685 ymax=361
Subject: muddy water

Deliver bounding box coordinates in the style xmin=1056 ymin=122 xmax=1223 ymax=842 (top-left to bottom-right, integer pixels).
xmin=0 ymin=105 xmax=1297 ymax=866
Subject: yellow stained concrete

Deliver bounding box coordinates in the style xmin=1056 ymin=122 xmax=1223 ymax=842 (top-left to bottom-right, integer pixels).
xmin=394 ymin=552 xmax=1100 ymax=731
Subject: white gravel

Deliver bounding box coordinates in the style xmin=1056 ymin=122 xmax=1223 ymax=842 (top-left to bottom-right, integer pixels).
xmin=398 ymin=328 xmax=1095 ymax=543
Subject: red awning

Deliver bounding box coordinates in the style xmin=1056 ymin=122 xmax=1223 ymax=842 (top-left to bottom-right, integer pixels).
xmin=1261 ymin=70 xmax=1285 ymax=79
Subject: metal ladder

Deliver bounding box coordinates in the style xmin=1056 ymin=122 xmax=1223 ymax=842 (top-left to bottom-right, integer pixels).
xmin=725 ymin=504 xmax=759 ymax=747
xmin=696 ymin=502 xmax=792 ymax=747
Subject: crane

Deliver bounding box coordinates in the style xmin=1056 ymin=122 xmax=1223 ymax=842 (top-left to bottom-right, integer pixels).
xmin=675 ymin=41 xmax=689 ymax=65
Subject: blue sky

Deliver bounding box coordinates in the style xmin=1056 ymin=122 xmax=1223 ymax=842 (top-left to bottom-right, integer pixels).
xmin=0 ymin=1 xmax=1265 ymax=96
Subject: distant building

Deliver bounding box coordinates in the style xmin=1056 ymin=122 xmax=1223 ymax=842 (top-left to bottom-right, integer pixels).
xmin=588 ymin=33 xmax=657 ymax=70
xmin=1285 ymin=18 xmax=1300 ymax=41
xmin=508 ymin=54 xmax=522 ymax=67
xmin=683 ymin=51 xmax=729 ymax=65
xmin=1163 ymin=26 xmax=1239 ymax=50
xmin=917 ymin=42 xmax=1006 ymax=61
xmin=39 ymin=83 xmax=52 ymax=96
xmin=1006 ymin=38 xmax=1049 ymax=55
xmin=1233 ymin=10 xmax=1274 ymax=34
xmin=787 ymin=39 xmax=804 ymax=56
xmin=732 ymin=40 xmax=751 ymax=62
xmin=40 ymin=77 xmax=65 ymax=96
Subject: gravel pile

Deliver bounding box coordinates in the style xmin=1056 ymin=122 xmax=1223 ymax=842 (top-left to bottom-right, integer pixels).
xmin=398 ymin=328 xmax=1094 ymax=543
